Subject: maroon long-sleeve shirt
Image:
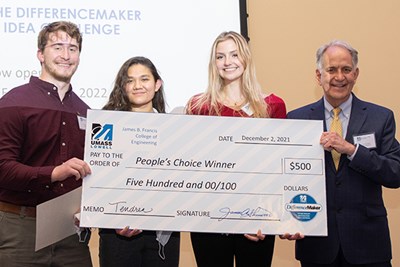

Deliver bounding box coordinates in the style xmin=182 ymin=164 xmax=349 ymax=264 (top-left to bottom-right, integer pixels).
xmin=0 ymin=76 xmax=89 ymax=206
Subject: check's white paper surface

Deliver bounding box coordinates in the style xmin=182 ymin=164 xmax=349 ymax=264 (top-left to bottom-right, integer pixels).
xmin=36 ymin=187 xmax=81 ymax=251
xmin=81 ymin=110 xmax=327 ymax=235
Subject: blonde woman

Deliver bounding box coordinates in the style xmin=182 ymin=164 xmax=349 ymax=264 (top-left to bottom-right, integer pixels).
xmin=186 ymin=31 xmax=286 ymax=267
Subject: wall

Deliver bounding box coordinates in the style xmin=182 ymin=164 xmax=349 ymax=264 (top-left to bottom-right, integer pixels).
xmin=90 ymin=1 xmax=400 ymax=266
xmin=247 ymin=0 xmax=400 ymax=266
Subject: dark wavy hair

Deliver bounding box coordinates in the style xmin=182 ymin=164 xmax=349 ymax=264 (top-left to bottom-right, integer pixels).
xmin=103 ymin=56 xmax=166 ymax=113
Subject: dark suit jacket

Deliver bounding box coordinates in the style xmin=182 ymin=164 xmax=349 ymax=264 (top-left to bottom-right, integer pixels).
xmin=287 ymin=94 xmax=400 ymax=264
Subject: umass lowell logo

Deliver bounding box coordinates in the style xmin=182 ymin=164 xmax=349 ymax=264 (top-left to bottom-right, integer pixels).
xmin=91 ymin=123 xmax=113 ymax=149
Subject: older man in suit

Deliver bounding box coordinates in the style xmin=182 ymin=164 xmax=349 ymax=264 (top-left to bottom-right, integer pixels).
xmin=284 ymin=40 xmax=400 ymax=267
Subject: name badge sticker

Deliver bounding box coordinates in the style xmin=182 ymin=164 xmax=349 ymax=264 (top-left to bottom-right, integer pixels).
xmin=77 ymin=115 xmax=87 ymax=130
xmin=353 ymin=132 xmax=376 ymax=149
xmin=241 ymin=103 xmax=253 ymax=116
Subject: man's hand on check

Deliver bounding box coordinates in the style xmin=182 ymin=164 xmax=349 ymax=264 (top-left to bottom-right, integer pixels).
xmin=116 ymin=226 xmax=142 ymax=237
xmin=244 ymin=229 xmax=265 ymax=242
xmin=320 ymin=132 xmax=356 ymax=156
xmin=279 ymin=232 xmax=305 ymax=241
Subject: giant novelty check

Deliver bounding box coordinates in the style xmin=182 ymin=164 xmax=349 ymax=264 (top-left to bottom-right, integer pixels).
xmin=80 ymin=110 xmax=327 ymax=236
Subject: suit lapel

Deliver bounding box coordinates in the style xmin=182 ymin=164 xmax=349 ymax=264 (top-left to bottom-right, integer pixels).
xmin=308 ymin=98 xmax=326 ymax=128
xmin=345 ymin=95 xmax=368 ymax=144
xmin=308 ymin=95 xmax=368 ymax=173
xmin=309 ymin=99 xmax=337 ymax=172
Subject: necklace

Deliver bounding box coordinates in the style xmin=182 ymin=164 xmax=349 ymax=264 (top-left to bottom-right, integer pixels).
xmin=224 ymin=94 xmax=245 ymax=107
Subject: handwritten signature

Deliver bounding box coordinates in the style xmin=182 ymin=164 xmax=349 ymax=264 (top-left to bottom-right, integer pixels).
xmin=109 ymin=201 xmax=153 ymax=214
xmin=218 ymin=207 xmax=272 ymax=221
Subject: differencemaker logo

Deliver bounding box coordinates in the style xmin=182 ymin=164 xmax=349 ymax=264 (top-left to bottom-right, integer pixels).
xmin=285 ymin=194 xmax=322 ymax=222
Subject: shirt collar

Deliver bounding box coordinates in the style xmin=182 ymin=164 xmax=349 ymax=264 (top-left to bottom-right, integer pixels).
xmin=324 ymin=94 xmax=352 ymax=120
xmin=30 ymin=76 xmax=73 ymax=96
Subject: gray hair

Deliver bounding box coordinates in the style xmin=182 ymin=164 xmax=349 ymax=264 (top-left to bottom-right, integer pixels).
xmin=316 ymin=40 xmax=358 ymax=70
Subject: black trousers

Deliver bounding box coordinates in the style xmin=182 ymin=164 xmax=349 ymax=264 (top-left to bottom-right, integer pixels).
xmin=190 ymin=232 xmax=275 ymax=267
xmin=301 ymin=246 xmax=392 ymax=267
xmin=99 ymin=229 xmax=180 ymax=267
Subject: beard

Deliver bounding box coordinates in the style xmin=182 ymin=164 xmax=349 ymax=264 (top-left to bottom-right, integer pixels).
xmin=42 ymin=61 xmax=78 ymax=83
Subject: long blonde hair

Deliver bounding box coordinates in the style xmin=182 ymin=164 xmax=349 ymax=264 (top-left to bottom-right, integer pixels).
xmin=187 ymin=31 xmax=268 ymax=117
